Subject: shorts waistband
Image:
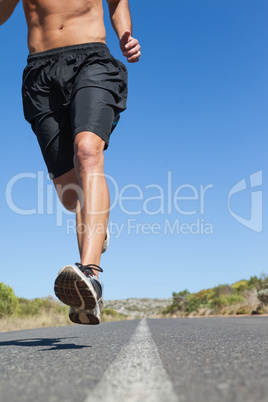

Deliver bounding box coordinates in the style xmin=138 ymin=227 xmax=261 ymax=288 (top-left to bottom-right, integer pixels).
xmin=27 ymin=42 xmax=109 ymax=62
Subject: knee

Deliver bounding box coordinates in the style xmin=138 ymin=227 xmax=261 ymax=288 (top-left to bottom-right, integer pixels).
xmin=74 ymin=133 xmax=105 ymax=172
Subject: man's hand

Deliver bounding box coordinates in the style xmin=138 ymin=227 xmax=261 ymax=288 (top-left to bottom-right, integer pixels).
xmin=120 ymin=31 xmax=141 ymax=63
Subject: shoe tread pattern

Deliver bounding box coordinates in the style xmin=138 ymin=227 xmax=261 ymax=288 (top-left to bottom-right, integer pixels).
xmin=69 ymin=310 xmax=100 ymax=325
xmin=54 ymin=269 xmax=97 ymax=309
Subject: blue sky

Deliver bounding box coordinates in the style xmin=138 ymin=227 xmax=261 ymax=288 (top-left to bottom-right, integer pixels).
xmin=0 ymin=0 xmax=267 ymax=300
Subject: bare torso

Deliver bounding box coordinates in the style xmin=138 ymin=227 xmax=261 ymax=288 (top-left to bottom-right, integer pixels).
xmin=22 ymin=0 xmax=106 ymax=54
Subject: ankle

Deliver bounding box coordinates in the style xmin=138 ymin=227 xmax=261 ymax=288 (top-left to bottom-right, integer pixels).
xmin=76 ymin=262 xmax=103 ymax=278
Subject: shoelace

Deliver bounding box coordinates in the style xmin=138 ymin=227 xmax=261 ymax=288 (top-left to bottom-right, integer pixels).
xmin=75 ymin=263 xmax=103 ymax=278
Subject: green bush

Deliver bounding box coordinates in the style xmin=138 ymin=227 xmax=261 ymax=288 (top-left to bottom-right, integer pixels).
xmin=213 ymin=284 xmax=234 ymax=297
xmin=236 ymin=305 xmax=252 ymax=315
xmin=17 ymin=298 xmax=51 ymax=317
xmin=0 ymin=283 xmax=18 ymax=317
xmin=249 ymin=273 xmax=268 ymax=291
xmin=226 ymin=294 xmax=245 ymax=305
xmin=193 ymin=288 xmax=214 ymax=304
xmin=173 ymin=290 xmax=190 ymax=299
xmin=17 ymin=298 xmax=40 ymax=317
xmin=211 ymin=294 xmax=245 ymax=308
xmin=162 ymin=303 xmax=180 ymax=314
xmin=231 ymin=280 xmax=250 ymax=292
xmin=17 ymin=297 xmax=68 ymax=317
xmin=248 ymin=275 xmax=260 ymax=288
xmin=164 ymin=273 xmax=268 ymax=317
xmin=172 ymin=290 xmax=189 ymax=305
xmin=185 ymin=294 xmax=201 ymax=313
xmin=162 ymin=290 xmax=190 ymax=314
xmin=211 ymin=295 xmax=227 ymax=308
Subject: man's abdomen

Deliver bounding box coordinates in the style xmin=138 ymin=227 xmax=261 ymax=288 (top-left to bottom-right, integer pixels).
xmin=23 ymin=0 xmax=106 ymax=53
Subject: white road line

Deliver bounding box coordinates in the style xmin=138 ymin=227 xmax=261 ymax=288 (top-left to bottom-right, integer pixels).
xmin=85 ymin=319 xmax=178 ymax=402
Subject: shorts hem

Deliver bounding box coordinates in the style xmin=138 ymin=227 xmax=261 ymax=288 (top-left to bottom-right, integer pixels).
xmin=48 ymin=164 xmax=75 ymax=180
xmin=73 ymin=126 xmax=110 ymax=149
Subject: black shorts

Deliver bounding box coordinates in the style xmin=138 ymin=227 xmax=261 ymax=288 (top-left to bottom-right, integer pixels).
xmin=22 ymin=42 xmax=128 ymax=179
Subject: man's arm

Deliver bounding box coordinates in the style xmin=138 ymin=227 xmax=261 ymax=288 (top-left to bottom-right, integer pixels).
xmin=106 ymin=0 xmax=141 ymax=63
xmin=0 ymin=0 xmax=20 ymax=26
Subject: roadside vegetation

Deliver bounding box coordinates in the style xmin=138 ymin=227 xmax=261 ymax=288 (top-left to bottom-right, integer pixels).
xmin=0 ymin=273 xmax=267 ymax=331
xmin=0 ymin=283 xmax=128 ymax=332
xmin=163 ymin=273 xmax=268 ymax=317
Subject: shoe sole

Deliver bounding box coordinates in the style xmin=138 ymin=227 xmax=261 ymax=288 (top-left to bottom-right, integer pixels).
xmin=54 ymin=265 xmax=98 ymax=310
xmin=69 ymin=306 xmax=100 ymax=325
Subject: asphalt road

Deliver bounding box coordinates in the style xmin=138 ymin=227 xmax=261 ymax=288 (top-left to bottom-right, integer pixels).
xmin=0 ymin=317 xmax=267 ymax=402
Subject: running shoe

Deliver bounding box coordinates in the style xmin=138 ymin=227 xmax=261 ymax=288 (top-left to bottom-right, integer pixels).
xmin=54 ymin=263 xmax=103 ymax=310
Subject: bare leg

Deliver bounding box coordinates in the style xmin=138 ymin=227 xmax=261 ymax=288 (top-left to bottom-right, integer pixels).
xmin=53 ymin=131 xmax=110 ymax=277
xmin=74 ymin=132 xmax=110 ymax=271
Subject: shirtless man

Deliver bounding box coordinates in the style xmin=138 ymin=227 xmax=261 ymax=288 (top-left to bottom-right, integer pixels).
xmin=1 ymin=0 xmax=141 ymax=324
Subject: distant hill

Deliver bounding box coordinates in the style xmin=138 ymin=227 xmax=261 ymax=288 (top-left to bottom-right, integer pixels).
xmin=104 ymin=298 xmax=172 ymax=319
